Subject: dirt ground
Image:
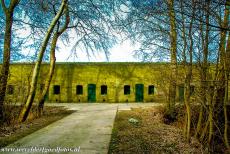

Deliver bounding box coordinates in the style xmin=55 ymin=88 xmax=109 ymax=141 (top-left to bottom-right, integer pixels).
xmin=0 ymin=106 xmax=74 ymax=148
xmin=109 ymin=107 xmax=204 ymax=154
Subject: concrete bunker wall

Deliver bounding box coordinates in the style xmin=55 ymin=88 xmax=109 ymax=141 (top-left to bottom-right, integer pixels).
xmin=5 ymin=63 xmax=171 ymax=103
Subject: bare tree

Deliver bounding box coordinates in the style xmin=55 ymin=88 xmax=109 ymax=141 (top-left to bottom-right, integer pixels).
xmin=217 ymin=0 xmax=229 ymax=147
xmin=116 ymin=0 xmax=229 ymax=150
xmin=37 ymin=4 xmax=70 ymax=116
xmin=18 ymin=0 xmax=68 ymax=122
xmin=180 ymin=0 xmax=196 ymax=142
xmin=167 ymin=0 xmax=178 ymax=114
xmin=19 ymin=0 xmax=120 ymax=120
xmin=0 ymin=0 xmax=20 ymax=122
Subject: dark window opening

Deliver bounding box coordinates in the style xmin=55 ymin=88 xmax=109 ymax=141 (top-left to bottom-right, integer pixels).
xmin=76 ymin=85 xmax=83 ymax=95
xmin=124 ymin=85 xmax=130 ymax=95
xmin=7 ymin=85 xmax=14 ymax=95
xmin=101 ymin=85 xmax=107 ymax=95
xmin=53 ymin=85 xmax=60 ymax=94
xmin=148 ymin=85 xmax=155 ymax=95
xmin=40 ymin=84 xmax=45 ymax=91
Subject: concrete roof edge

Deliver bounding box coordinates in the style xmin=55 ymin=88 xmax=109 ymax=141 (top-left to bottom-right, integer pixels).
xmin=5 ymin=62 xmax=170 ymax=65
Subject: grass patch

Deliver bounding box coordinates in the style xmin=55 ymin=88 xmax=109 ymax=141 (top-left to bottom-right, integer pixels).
xmin=0 ymin=106 xmax=75 ymax=148
xmin=109 ymin=107 xmax=202 ymax=153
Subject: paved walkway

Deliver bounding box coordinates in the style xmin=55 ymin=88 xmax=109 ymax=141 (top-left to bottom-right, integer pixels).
xmin=4 ymin=103 xmax=160 ymax=154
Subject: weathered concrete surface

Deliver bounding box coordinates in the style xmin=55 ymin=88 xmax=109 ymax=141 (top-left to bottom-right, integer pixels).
xmin=3 ymin=103 xmax=160 ymax=154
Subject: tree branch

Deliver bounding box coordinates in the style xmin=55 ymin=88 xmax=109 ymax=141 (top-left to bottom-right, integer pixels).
xmin=58 ymin=4 xmax=70 ymax=35
xmin=9 ymin=0 xmax=20 ymax=11
xmin=1 ymin=0 xmax=8 ymax=13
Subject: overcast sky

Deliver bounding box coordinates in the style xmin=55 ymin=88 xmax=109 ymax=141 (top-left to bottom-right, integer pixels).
xmin=56 ymin=39 xmax=140 ymax=62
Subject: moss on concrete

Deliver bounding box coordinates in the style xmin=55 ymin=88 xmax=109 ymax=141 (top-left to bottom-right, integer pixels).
xmin=4 ymin=62 xmax=181 ymax=103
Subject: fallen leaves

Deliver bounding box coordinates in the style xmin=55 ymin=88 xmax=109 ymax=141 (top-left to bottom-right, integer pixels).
xmin=109 ymin=106 xmax=203 ymax=153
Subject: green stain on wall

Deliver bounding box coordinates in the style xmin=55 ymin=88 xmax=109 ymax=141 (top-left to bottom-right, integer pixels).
xmin=3 ymin=62 xmax=186 ymax=103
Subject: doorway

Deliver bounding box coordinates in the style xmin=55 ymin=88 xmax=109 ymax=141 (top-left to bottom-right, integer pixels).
xmin=135 ymin=84 xmax=144 ymax=102
xmin=88 ymin=84 xmax=96 ymax=102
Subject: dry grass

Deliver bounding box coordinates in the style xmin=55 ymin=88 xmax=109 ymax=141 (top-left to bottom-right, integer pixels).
xmin=0 ymin=105 xmax=75 ymax=148
xmin=109 ymin=106 xmax=203 ymax=154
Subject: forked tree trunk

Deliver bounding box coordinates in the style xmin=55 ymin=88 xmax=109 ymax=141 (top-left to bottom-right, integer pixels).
xmin=18 ymin=0 xmax=67 ymax=122
xmin=38 ymin=7 xmax=69 ymax=116
xmin=0 ymin=0 xmax=20 ymax=122
xmin=167 ymin=0 xmax=177 ymax=113
xmin=37 ymin=34 xmax=57 ymax=116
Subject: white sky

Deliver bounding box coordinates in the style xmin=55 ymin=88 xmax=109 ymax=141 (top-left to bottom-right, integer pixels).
xmin=54 ymin=3 xmax=138 ymax=62
xmin=55 ymin=39 xmax=140 ymax=62
xmin=18 ymin=26 xmax=141 ymax=62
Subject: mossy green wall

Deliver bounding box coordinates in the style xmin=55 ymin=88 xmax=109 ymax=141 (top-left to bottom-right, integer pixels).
xmin=4 ymin=62 xmax=168 ymax=103
xmin=3 ymin=62 xmax=230 ymax=103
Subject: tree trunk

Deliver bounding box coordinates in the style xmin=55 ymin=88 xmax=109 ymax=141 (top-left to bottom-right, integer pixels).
xmin=167 ymin=0 xmax=177 ymax=113
xmin=223 ymin=21 xmax=230 ymax=149
xmin=185 ymin=0 xmax=195 ymax=142
xmin=217 ymin=1 xmax=229 ymax=147
xmin=37 ymin=34 xmax=57 ymax=116
xmin=18 ymin=0 xmax=67 ymax=122
xmin=223 ymin=75 xmax=229 ymax=148
xmin=208 ymin=101 xmax=214 ymax=145
xmin=184 ymin=49 xmax=193 ymax=142
xmin=195 ymin=106 xmax=203 ymax=138
xmin=0 ymin=0 xmax=20 ymax=122
xmin=196 ymin=0 xmax=210 ymax=138
xmin=179 ymin=0 xmax=187 ymax=65
xmin=184 ymin=84 xmax=191 ymax=141
xmin=200 ymin=88 xmax=216 ymax=143
xmin=37 ymin=5 xmax=69 ymax=116
xmin=180 ymin=0 xmax=194 ymax=142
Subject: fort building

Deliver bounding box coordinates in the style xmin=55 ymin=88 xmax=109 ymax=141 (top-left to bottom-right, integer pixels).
xmin=2 ymin=62 xmax=213 ymax=103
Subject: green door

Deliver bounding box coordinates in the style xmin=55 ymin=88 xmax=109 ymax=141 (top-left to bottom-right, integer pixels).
xmin=88 ymin=84 xmax=96 ymax=102
xmin=179 ymin=86 xmax=184 ymax=101
xmin=135 ymin=84 xmax=144 ymax=102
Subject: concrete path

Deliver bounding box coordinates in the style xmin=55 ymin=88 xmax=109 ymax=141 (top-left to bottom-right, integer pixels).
xmin=3 ymin=103 xmax=160 ymax=154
